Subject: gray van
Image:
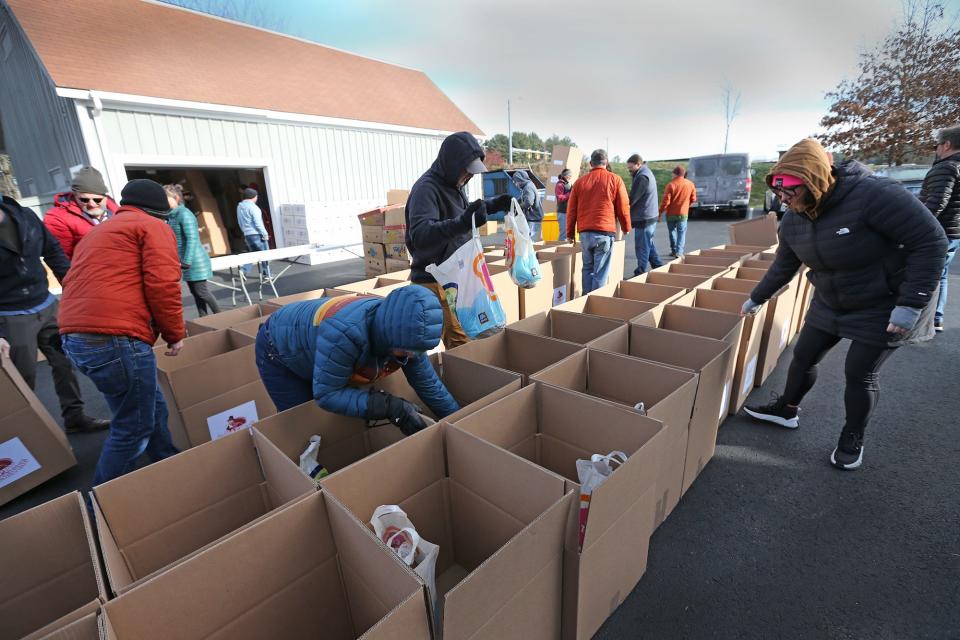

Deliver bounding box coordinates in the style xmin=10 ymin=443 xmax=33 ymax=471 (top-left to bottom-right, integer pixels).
xmin=686 ymin=153 xmax=752 ymax=218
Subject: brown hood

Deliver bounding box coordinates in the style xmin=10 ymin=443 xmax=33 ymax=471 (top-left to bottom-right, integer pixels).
xmin=766 ymin=138 xmax=836 ymax=219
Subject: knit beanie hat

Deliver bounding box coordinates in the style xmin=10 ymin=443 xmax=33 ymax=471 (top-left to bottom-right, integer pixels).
xmin=120 ymin=179 xmax=171 ymax=218
xmin=71 ymin=166 xmax=108 ymax=195
xmin=242 ymin=187 xmax=258 ymax=199
xmin=766 ymin=138 xmax=836 ymax=219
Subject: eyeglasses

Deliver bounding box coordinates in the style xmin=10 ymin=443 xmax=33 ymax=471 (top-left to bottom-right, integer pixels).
xmin=78 ymin=197 xmax=104 ymax=205
xmin=773 ymin=185 xmax=802 ymax=199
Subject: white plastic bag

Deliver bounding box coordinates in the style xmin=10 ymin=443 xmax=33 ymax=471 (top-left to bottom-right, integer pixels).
xmin=575 ymin=451 xmax=628 ymax=551
xmin=426 ymin=214 xmax=507 ymax=339
xmin=298 ymin=435 xmax=327 ymax=485
xmin=504 ymin=198 xmax=542 ymax=289
xmin=371 ymin=505 xmax=440 ymax=610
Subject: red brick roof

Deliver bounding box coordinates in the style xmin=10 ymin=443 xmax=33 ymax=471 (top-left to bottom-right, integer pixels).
xmin=9 ymin=0 xmax=482 ymax=134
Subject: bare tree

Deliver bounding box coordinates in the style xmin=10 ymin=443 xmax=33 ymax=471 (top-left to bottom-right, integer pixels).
xmin=819 ymin=0 xmax=960 ymax=165
xmin=722 ymin=83 xmax=741 ymax=155
xmin=161 ymin=0 xmax=287 ymax=33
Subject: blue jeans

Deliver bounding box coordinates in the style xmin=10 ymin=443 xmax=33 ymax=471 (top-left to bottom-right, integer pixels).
xmin=557 ymin=213 xmax=566 ymax=241
xmin=256 ymin=323 xmax=312 ymax=412
xmin=667 ymin=217 xmax=688 ymax=256
xmin=528 ymin=221 xmax=542 ymax=242
xmin=580 ymin=231 xmax=615 ymax=293
xmin=243 ymin=234 xmax=271 ymax=277
xmin=935 ymin=238 xmax=960 ymax=323
xmin=62 ymin=334 xmax=178 ymax=486
xmin=632 ymin=219 xmax=664 ymax=276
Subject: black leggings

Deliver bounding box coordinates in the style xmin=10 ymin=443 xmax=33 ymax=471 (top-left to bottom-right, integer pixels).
xmin=783 ymin=324 xmax=896 ymax=435
xmin=187 ymin=280 xmax=221 ymax=317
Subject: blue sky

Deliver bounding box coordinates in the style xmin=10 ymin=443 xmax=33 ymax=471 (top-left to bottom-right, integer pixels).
xmin=172 ymin=0 xmax=960 ymax=160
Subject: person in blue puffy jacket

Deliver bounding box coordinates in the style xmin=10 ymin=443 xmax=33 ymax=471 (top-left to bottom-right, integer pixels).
xmin=254 ymin=286 xmax=460 ymax=434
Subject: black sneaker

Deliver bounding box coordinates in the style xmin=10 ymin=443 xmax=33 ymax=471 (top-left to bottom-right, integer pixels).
xmin=830 ymin=429 xmax=864 ymax=470
xmin=64 ymin=415 xmax=110 ymax=434
xmin=743 ymin=393 xmax=799 ymax=429
xmin=934 ymin=320 xmax=944 ymax=332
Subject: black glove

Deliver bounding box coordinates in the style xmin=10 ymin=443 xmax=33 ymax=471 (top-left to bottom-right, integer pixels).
xmin=461 ymin=199 xmax=487 ymax=229
xmin=487 ymin=194 xmax=513 ymax=213
xmin=366 ymin=390 xmax=428 ymax=436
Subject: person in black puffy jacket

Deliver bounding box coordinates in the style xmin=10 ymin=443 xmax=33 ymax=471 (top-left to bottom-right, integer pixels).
xmin=740 ymin=138 xmax=947 ymax=471
xmin=919 ymin=124 xmax=960 ymax=332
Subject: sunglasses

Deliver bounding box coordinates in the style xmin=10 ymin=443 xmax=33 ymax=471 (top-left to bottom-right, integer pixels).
xmin=773 ymin=185 xmax=802 ymax=198
xmin=78 ymin=197 xmax=104 ymax=205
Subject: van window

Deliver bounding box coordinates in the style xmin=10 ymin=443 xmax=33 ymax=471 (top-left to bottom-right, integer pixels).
xmin=690 ymin=158 xmax=718 ymax=177
xmin=721 ymin=157 xmax=747 ymax=176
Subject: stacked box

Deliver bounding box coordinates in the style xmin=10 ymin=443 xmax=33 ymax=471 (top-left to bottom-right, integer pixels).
xmin=358 ymin=205 xmax=406 ymax=275
xmin=542 ymin=146 xmax=584 ymax=213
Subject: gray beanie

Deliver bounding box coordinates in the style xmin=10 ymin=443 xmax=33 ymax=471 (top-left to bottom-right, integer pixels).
xmin=71 ymin=166 xmax=108 ymax=195
xmin=242 ymin=187 xmax=258 ymax=199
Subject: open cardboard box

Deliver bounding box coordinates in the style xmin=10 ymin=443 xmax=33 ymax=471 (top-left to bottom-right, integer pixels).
xmin=665 ymin=263 xmax=730 ymax=277
xmin=442 ymin=329 xmax=583 ymax=385
xmin=322 ymin=423 xmax=572 ymax=640
xmin=609 ymin=239 xmax=626 ymax=284
xmin=681 ymin=254 xmax=743 ymax=268
xmin=531 ymin=350 xmax=698 ymax=526
xmin=261 ymin=288 xmax=353 ymax=311
xmin=509 ymin=310 xmax=629 ymax=350
xmin=1 ymin=492 xmax=105 ymax=640
xmin=92 ymin=428 xmax=314 ymax=596
xmin=339 ymin=277 xmax=408 ymax=294
xmin=728 ymin=213 xmax=779 ymax=246
xmin=0 ymin=358 xmax=76 ymax=506
xmin=687 ymin=248 xmax=754 ymax=264
xmin=154 ymin=329 xmax=274 ymax=449
xmin=518 ymin=254 xmax=564 ymax=317
xmin=101 ymin=491 xmax=431 ymax=640
xmin=643 ymin=305 xmax=744 ymax=362
xmin=488 ymin=264 xmax=522 ymax=324
xmin=589 ymin=280 xmax=688 ymax=305
xmin=185 ymin=303 xmax=273 ymax=336
xmin=590 ymin=325 xmax=735 ymax=494
xmin=538 ymin=243 xmax=583 ymax=300
xmin=451 ymin=384 xmax=666 ymax=640
xmin=720 ymin=243 xmax=773 ymax=254
xmin=637 ymin=270 xmax=715 ymax=290
xmin=553 ymin=294 xmax=658 ymax=323
xmin=673 ymin=290 xmax=767 ymax=414
xmin=226 ymin=315 xmax=267 ymax=339
xmin=37 ymin=612 xmax=100 ymax=640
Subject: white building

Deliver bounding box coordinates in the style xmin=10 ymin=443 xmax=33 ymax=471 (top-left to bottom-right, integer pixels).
xmin=0 ymin=0 xmax=483 ymax=261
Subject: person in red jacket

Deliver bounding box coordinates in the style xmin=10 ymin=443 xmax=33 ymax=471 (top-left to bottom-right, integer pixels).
xmin=59 ymin=179 xmax=186 ymax=486
xmin=43 ymin=167 xmax=119 ymax=260
xmin=555 ymin=168 xmax=573 ymax=243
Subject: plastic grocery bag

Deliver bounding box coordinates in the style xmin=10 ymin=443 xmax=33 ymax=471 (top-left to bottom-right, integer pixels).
xmin=575 ymin=451 xmax=629 ymax=551
xmin=298 ymin=435 xmax=328 ymax=485
xmin=426 ymin=214 xmax=507 ymax=339
xmin=371 ymin=505 xmax=440 ymax=610
xmin=504 ymin=198 xmax=542 ymax=289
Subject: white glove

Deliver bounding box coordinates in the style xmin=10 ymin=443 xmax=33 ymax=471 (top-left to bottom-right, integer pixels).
xmin=740 ymin=298 xmax=762 ymax=316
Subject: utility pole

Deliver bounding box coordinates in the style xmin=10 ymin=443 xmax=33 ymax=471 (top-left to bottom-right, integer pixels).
xmin=507 ymin=99 xmax=513 ymax=165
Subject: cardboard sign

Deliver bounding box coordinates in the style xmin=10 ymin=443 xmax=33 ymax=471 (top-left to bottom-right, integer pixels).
xmin=0 ymin=437 xmax=41 ymax=489
xmin=206 ymin=400 xmax=259 ymax=441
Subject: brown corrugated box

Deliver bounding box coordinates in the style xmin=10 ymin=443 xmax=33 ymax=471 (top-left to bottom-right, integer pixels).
xmin=487 ymin=264 xmax=521 ymax=324
xmin=728 ymin=213 xmax=779 ymax=246
xmin=34 ymin=611 xmax=100 ymax=640
xmin=387 ymin=189 xmax=410 ymax=205
xmin=442 ymin=329 xmax=584 ymax=385
xmin=639 ymin=270 xmax=716 ymax=290
xmin=662 ymin=262 xmax=731 ymax=278
xmin=554 ymin=294 xmax=659 ymax=323
xmin=682 ymin=254 xmax=744 ymax=268
xmin=523 ymin=254 xmax=565 ymax=316
xmin=386 ymin=258 xmax=412 ymax=274
xmin=100 ymin=491 xmax=431 ymax=640
xmin=185 ymin=170 xmax=229 ymax=257
xmin=686 ymin=248 xmax=755 ymax=264
xmin=384 ymin=242 xmax=409 ymax=259
xmin=184 ymin=303 xmax=273 ymax=336
xmin=261 ymin=288 xmax=354 ymax=311
xmin=1 ymin=492 xmax=105 ymax=640
xmin=451 ymin=384 xmax=666 ymax=640
xmin=509 ymin=310 xmax=629 ymax=350
xmin=538 ymin=244 xmax=583 ymax=299
xmin=613 ymin=280 xmax=689 ymax=304
xmin=339 ymin=276 xmax=408 ymax=294
xmin=358 ymin=205 xmax=406 ymax=245
xmin=0 ymin=358 xmax=76 ymax=506
xmin=92 ymin=428 xmax=314 ymax=596
xmin=321 ymin=423 xmax=572 ymax=640
xmin=226 ymin=316 xmax=268 ymax=340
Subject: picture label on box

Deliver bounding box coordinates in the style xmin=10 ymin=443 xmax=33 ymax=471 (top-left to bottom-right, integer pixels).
xmin=743 ymin=355 xmax=758 ymax=396
xmin=552 ymin=286 xmax=568 ymax=307
xmin=0 ymin=437 xmax=42 ymax=489
xmin=718 ymin=381 xmax=732 ymax=421
xmin=206 ymin=400 xmax=259 ymax=441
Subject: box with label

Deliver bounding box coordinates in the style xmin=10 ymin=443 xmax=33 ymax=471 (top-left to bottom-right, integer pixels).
xmin=590 ymin=324 xmax=735 ymax=495
xmin=442 ymin=329 xmax=584 ymax=385
xmin=554 ymin=294 xmax=659 ymax=323
xmin=261 ymin=288 xmax=354 ymax=312
xmin=358 ymin=205 xmax=406 ymax=246
xmin=92 ymin=428 xmax=313 ymax=596
xmin=1 ymin=492 xmax=105 ymax=640
xmin=384 ymin=242 xmax=409 ymax=260
xmin=538 ymin=244 xmax=583 ymax=299
xmin=100 ymin=492 xmax=430 ymax=640
xmin=322 ymin=424 xmax=572 ymax=640
xmin=0 ymin=358 xmax=76 ymax=506
xmin=509 ymin=310 xmax=629 ymax=349
xmin=452 ymin=384 xmax=665 ymax=640
xmin=185 ymin=303 xmax=273 ymax=336
xmin=518 ymin=254 xmax=562 ymax=317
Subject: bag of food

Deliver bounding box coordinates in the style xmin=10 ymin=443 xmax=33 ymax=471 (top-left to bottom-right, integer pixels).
xmin=575 ymin=451 xmax=628 ymax=551
xmin=504 ymin=198 xmax=542 ymax=289
xmin=371 ymin=505 xmax=440 ymax=609
xmin=298 ymin=435 xmax=328 ymax=485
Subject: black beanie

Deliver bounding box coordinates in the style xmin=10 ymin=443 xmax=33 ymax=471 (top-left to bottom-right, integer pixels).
xmin=120 ymin=179 xmax=171 ymax=218
xmin=242 ymin=187 xmax=258 ymax=199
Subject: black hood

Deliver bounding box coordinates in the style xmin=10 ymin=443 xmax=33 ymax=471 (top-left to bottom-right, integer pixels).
xmin=430 ymin=132 xmax=484 ymax=187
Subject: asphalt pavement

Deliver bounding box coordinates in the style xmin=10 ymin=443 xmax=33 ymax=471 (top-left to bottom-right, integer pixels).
xmin=3 ymin=212 xmax=958 ymax=639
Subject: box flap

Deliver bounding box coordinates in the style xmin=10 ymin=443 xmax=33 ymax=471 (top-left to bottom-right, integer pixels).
xmin=643 ymin=271 xmax=709 ymax=289
xmin=251 ymin=429 xmax=315 ymax=507
xmin=669 ymin=263 xmax=728 ymax=277
xmin=253 ymin=401 xmax=370 ymax=472
xmin=627 ymin=325 xmax=729 ymax=371
xmin=185 ymin=304 xmax=270 ymax=335
xmin=659 ymin=305 xmax=743 ymax=345
xmin=682 ymin=254 xmax=741 ymax=267
xmin=179 ymin=379 xmax=277 ymax=447
xmin=549 ymin=310 xmax=626 ymax=345
xmin=616 ymin=280 xmax=686 ymax=304
xmin=440 ymin=353 xmax=523 ymax=408
xmin=0 ymin=407 xmax=76 ymax=506
xmin=736 ymin=267 xmax=770 ymax=281
xmin=165 ymin=344 xmax=260 ymax=409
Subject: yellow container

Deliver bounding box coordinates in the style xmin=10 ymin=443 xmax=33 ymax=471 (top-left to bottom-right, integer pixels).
xmin=543 ymin=213 xmax=560 ymax=241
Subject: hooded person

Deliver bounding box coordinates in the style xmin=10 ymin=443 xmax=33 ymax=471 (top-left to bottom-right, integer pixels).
xmin=44 ymin=166 xmax=120 ymax=259
xmin=255 ymin=287 xmax=461 ymax=434
xmin=740 ymin=138 xmax=947 ymax=471
xmin=405 ymin=132 xmax=512 ymax=348
xmin=511 ymin=169 xmax=545 ymax=240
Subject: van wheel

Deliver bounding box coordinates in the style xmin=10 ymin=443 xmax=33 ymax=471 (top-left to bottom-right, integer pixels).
xmin=737 ymin=206 xmax=750 ymax=219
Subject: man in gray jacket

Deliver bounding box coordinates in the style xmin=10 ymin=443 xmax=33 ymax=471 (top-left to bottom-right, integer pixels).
xmin=511 ymin=170 xmax=544 ymax=240
xmin=627 ymin=154 xmax=663 ymax=275
xmin=236 ymin=187 xmax=271 ymax=278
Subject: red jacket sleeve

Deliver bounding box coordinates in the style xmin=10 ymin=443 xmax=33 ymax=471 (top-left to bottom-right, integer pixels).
xmin=659 ymin=183 xmax=674 ymax=213
xmin=43 ymin=210 xmax=76 ymax=260
xmin=142 ymin=222 xmax=186 ymax=344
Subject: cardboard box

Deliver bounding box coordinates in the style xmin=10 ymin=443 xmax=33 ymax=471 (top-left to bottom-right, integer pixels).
xmin=185 ymin=170 xmax=230 ymax=257
xmin=554 ymin=294 xmax=658 ymax=323
xmin=682 ymin=254 xmax=743 ymax=268
xmin=226 ymin=316 xmax=268 ymax=339
xmin=667 ymin=263 xmax=730 ymax=277
xmin=609 ymin=239 xmax=626 ymax=284
xmin=36 ymin=612 xmax=100 ymax=640
xmin=637 ymin=270 xmax=713 ymax=290
xmin=358 ymin=204 xmax=405 ymax=229
xmin=442 ymin=329 xmax=583 ymax=385
xmin=92 ymin=428 xmax=313 ymax=596
xmin=1 ymin=492 xmax=105 ymax=640
xmin=478 ymin=221 xmax=499 ymax=236
xmin=538 ymin=244 xmax=583 ymax=300
xmin=385 ymin=258 xmax=410 ymax=274
xmin=384 ymin=242 xmax=409 ymax=260
xmin=322 ymin=424 xmax=571 ymax=640
xmin=100 ymin=492 xmax=431 ymax=640
xmin=364 ymin=242 xmax=387 ymax=275
xmin=154 ymin=330 xmax=270 ymax=449
xmin=339 ymin=276 xmax=408 ymax=294
xmin=387 ymin=189 xmax=410 ymax=205
xmin=674 ymin=290 xmax=767 ymax=414
xmin=688 ymin=248 xmax=754 ymax=264
xmin=184 ymin=303 xmax=273 ymax=336
xmin=524 ymin=254 xmax=566 ymax=316
xmin=614 ymin=280 xmax=688 ymax=305
xmin=728 ymin=213 xmax=779 ymax=246
xmin=532 ymin=350 xmax=699 ymax=525
xmin=261 ymin=288 xmax=353 ymax=311
xmin=721 ymin=243 xmax=773 ymax=254
xmin=509 ymin=310 xmax=629 ymax=350
xmin=487 ymin=264 xmax=521 ymax=324
xmin=590 ymin=324 xmax=735 ymax=494
xmin=645 ymin=304 xmax=744 ymax=353
xmin=0 ymin=358 xmax=76 ymax=506
xmin=452 ymin=384 xmax=665 ymax=640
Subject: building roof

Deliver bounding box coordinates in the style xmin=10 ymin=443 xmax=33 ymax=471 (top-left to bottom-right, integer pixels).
xmin=8 ymin=0 xmax=482 ymax=135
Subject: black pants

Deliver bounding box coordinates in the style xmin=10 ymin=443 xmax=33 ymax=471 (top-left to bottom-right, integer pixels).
xmin=187 ymin=280 xmax=220 ymax=317
xmin=783 ymin=324 xmax=896 ymax=435
xmin=0 ymin=300 xmax=84 ymax=420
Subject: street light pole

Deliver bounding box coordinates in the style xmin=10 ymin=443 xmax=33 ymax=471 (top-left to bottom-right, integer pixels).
xmin=507 ymin=99 xmax=513 ymax=165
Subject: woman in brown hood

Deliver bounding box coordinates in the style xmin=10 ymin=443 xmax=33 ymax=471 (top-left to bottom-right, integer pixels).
xmin=741 ymin=138 xmax=946 ymax=470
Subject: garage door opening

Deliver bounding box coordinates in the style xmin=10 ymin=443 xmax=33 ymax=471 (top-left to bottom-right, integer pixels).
xmin=125 ymin=166 xmax=274 ymax=256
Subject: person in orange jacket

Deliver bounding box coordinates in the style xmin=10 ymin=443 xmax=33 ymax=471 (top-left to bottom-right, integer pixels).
xmin=659 ymin=165 xmax=697 ymax=257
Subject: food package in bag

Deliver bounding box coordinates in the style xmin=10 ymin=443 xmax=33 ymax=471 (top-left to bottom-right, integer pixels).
xmin=504 ymin=198 xmax=542 ymax=289
xmin=575 ymin=451 xmax=628 ymax=551
xmin=371 ymin=505 xmax=440 ymax=610
xmin=426 ymin=214 xmax=507 ymax=339
xmin=299 ymin=435 xmax=328 ymax=485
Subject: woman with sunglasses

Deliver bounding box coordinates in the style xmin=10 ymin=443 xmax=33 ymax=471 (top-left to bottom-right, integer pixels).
xmin=741 ymin=138 xmax=946 ymax=470
xmin=44 ymin=166 xmax=119 ymax=260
